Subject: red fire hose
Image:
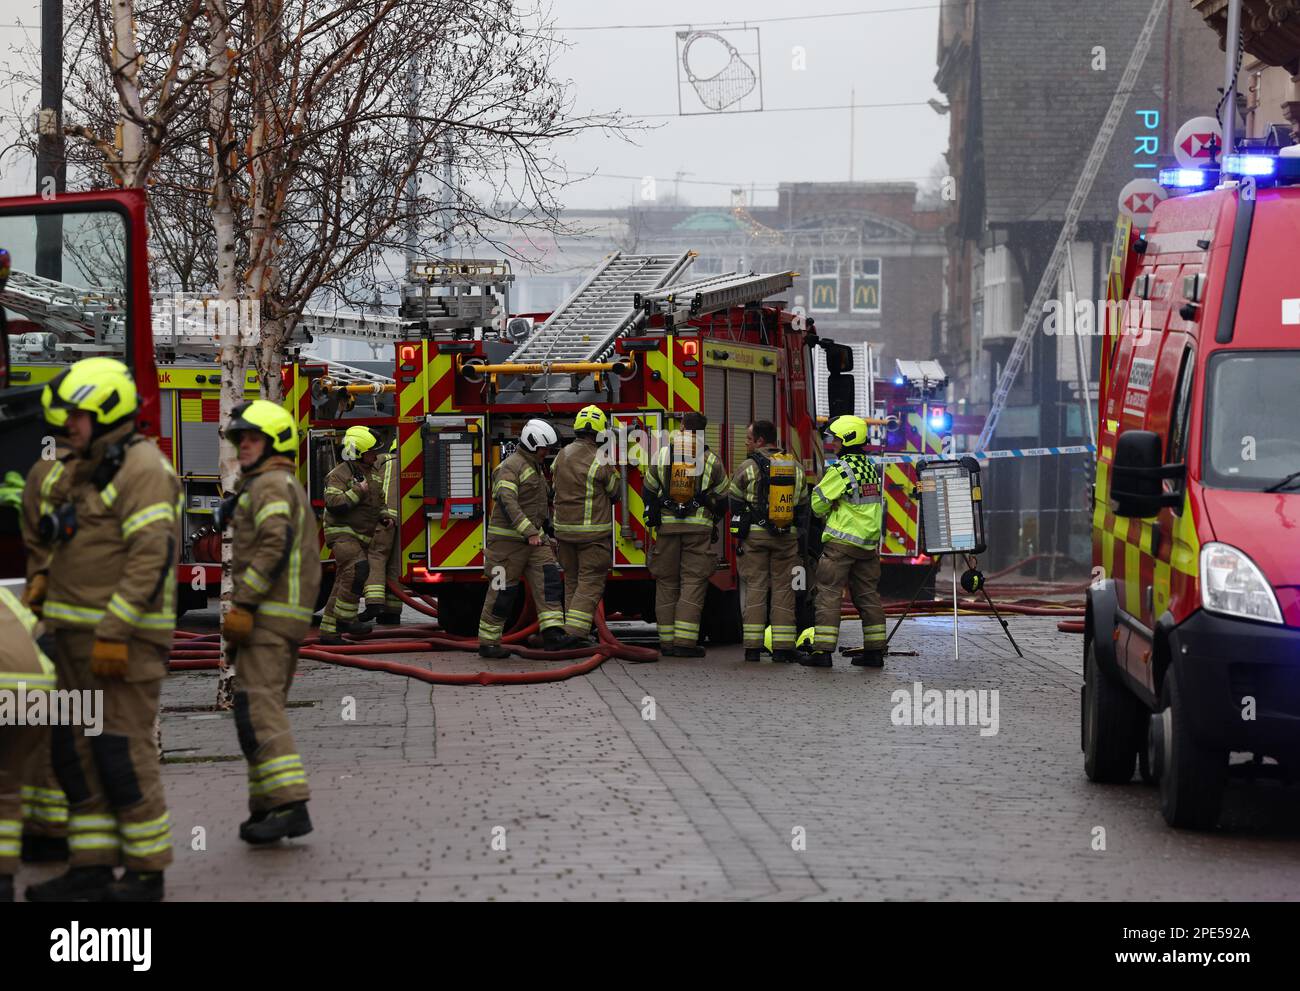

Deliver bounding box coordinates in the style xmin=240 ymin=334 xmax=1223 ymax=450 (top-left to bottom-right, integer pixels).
xmin=169 ymin=582 xmax=657 ymax=684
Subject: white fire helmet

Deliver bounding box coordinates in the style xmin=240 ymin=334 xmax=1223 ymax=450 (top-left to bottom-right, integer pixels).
xmin=520 ymin=418 xmax=559 ymax=452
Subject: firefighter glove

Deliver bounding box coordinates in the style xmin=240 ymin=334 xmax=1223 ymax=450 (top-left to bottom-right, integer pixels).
xmin=23 ymin=573 xmax=48 ymax=614
xmin=91 ymin=639 xmax=129 ymax=679
xmin=224 ymin=605 xmax=256 ymax=645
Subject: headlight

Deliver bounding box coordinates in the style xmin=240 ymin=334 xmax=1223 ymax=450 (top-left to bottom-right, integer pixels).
xmin=1199 ymin=543 xmax=1283 ymax=624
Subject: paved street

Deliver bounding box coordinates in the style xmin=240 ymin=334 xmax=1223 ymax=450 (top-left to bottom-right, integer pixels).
xmin=17 ymin=610 xmax=1300 ymax=901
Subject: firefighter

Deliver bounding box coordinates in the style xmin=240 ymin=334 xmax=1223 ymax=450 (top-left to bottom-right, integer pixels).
xmin=551 ymin=405 xmax=621 ymax=641
xmin=728 ymin=420 xmax=808 ymax=663
xmin=16 ymin=424 xmax=72 ymax=864
xmin=0 ymin=587 xmax=57 ymax=902
xmin=477 ymin=419 xmax=583 ymax=658
xmin=359 ymin=434 xmax=403 ymax=626
xmin=801 ymin=415 xmax=886 ymax=669
xmin=221 ymin=400 xmax=323 ymax=844
xmin=320 ymin=425 xmax=384 ymax=644
xmin=644 ymin=412 xmax=728 ymax=657
xmin=25 ymin=357 xmax=180 ymax=903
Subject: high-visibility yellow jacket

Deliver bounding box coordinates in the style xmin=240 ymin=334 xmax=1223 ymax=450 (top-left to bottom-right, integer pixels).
xmin=551 ymin=435 xmax=620 ymax=543
xmin=810 ymin=452 xmax=884 ymax=550
xmin=323 ymin=460 xmax=384 ymax=546
xmin=230 ymin=455 xmax=323 ymax=641
xmin=40 ymin=421 xmax=182 ymax=650
xmin=487 ymin=447 xmax=549 ymax=542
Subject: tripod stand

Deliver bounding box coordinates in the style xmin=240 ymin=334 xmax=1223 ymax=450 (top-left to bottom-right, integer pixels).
xmin=884 ymin=552 xmax=1023 ymax=660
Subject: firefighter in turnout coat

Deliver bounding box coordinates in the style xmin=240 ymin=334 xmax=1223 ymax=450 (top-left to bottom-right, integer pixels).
xmin=25 ymin=357 xmax=180 ymax=903
xmin=477 ymin=419 xmax=587 ymax=658
xmin=221 ymin=400 xmax=323 ymax=844
xmin=643 ymin=412 xmax=729 ymax=657
xmin=320 ymin=425 xmax=384 ymax=643
xmin=728 ymin=420 xmax=808 ymax=663
xmin=551 ymin=406 xmax=621 ymax=640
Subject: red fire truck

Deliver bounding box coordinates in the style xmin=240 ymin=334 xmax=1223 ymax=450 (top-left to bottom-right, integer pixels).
xmin=1084 ymin=148 xmax=1300 ymax=829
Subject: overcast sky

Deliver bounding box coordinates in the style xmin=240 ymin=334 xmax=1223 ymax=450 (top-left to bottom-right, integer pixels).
xmin=0 ymin=1 xmax=949 ymax=207
xmin=546 ymin=0 xmax=950 ymax=209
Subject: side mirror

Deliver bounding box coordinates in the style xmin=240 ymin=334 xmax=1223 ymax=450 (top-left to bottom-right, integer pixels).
xmin=1110 ymin=430 xmax=1185 ymax=518
xmin=827 ymin=374 xmax=855 ymax=419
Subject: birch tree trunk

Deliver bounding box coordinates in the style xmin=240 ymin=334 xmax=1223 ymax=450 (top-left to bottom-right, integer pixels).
xmin=110 ymin=0 xmax=147 ymax=185
xmin=207 ymin=0 xmax=243 ymax=709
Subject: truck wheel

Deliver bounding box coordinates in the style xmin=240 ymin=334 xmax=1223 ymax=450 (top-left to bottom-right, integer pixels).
xmin=1159 ymin=666 xmax=1226 ymax=830
xmin=1083 ymin=638 xmax=1141 ymax=783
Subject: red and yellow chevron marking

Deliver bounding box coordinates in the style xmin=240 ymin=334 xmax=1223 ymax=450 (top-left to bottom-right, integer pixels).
xmin=428 ymin=349 xmax=456 ymax=415
xmin=643 ymin=343 xmax=671 ymax=410
xmin=882 ymin=463 xmax=919 ymax=556
xmin=612 ymin=414 xmax=657 ymax=568
xmin=288 ymin=363 xmax=311 ymax=485
xmin=397 ymin=342 xmax=428 ymax=581
xmin=428 ymin=516 xmax=484 ymax=570
xmin=904 ymin=412 xmax=945 ymax=456
xmin=670 ymin=337 xmax=701 ymax=413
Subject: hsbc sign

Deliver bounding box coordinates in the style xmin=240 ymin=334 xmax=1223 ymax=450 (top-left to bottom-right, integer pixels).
xmin=1174 ymin=116 xmax=1223 ymax=169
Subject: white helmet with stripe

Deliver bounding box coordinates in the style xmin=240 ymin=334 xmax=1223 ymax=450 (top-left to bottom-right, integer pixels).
xmin=520 ymin=418 xmax=559 ymax=452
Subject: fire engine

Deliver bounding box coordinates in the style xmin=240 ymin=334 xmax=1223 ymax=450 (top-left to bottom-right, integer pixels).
xmin=1084 ymin=146 xmax=1300 ymax=829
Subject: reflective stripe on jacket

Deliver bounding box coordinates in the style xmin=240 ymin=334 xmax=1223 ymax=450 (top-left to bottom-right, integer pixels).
xmin=487 ymin=448 xmax=548 ymax=542
xmin=42 ymin=423 xmax=181 ymax=648
xmin=810 ymin=453 xmax=883 ymax=549
xmin=728 ymin=446 xmax=808 ymax=538
xmin=323 ymin=460 xmax=383 ymax=546
xmin=551 ymin=436 xmax=619 ymax=542
xmin=231 ymin=457 xmax=323 ymax=641
xmin=0 ymin=587 xmax=56 ymax=692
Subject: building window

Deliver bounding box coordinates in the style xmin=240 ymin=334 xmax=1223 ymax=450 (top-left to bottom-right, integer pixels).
xmin=810 ymin=257 xmax=839 ymax=312
xmin=852 ymin=258 xmax=882 ymax=314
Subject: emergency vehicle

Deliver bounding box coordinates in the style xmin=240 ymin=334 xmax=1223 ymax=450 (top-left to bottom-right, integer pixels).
xmin=1083 ymin=146 xmax=1300 ymax=829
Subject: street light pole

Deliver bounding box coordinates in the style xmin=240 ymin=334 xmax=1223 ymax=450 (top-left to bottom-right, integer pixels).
xmin=36 ymin=0 xmax=66 ymax=280
xmin=1223 ymin=0 xmax=1243 ymax=155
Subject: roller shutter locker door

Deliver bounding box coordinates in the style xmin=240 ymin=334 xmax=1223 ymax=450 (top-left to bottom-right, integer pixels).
xmin=704 ymin=366 xmax=725 ymax=456
xmin=754 ymin=373 xmax=775 ymax=428
xmin=726 ymin=369 xmax=752 ymax=475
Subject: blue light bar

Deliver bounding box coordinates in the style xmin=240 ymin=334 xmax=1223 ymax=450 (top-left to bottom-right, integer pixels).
xmin=893 ymin=375 xmax=904 ymax=386
xmin=1222 ymin=154 xmax=1277 ymax=177
xmin=1158 ymin=168 xmax=1210 ymax=188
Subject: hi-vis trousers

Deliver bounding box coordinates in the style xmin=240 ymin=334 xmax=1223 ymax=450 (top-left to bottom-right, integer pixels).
xmin=813 ymin=542 xmax=886 ymax=654
xmin=556 ymin=537 xmax=612 ymax=637
xmin=51 ymin=630 xmax=173 ymax=872
xmin=22 ymin=722 xmax=68 ymax=840
xmin=648 ymin=530 xmax=713 ymax=648
xmin=232 ymin=628 xmax=310 ymax=813
xmin=477 ymin=538 xmax=566 ymax=644
xmin=1 ymin=725 xmax=38 ymax=876
xmin=737 ymin=529 xmax=801 ymax=650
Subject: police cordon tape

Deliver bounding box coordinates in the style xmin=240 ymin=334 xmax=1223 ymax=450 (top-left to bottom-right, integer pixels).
xmin=872 ymin=444 xmax=1097 ymax=465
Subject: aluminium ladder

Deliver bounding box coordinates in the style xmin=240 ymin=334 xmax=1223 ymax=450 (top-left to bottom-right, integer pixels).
xmin=976 ymin=0 xmax=1169 ymax=451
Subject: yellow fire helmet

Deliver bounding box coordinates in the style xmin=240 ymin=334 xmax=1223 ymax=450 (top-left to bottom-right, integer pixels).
xmin=41 ymin=356 xmax=137 ymax=430
xmin=225 ymin=400 xmax=298 ymax=456
xmin=574 ymin=405 xmax=607 ymax=435
xmin=341 ymin=425 xmax=378 ymax=461
xmin=828 ymin=414 xmax=869 ymax=448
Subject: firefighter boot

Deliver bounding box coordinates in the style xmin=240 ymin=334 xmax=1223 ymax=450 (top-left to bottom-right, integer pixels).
xmin=25 ymin=865 xmax=115 ymax=902
xmin=663 ymin=644 xmax=705 ymax=658
xmin=22 ymin=833 xmax=69 ymax=863
xmin=479 ymin=642 xmax=512 ymax=659
xmin=103 ymin=871 xmax=164 ymax=903
xmin=744 ymin=648 xmax=761 ymax=662
xmin=377 ymin=612 xmax=403 ymax=626
xmin=240 ymin=801 xmax=312 ymax=844
xmin=851 ymin=650 xmax=885 ymax=668
xmin=773 ymin=649 xmax=798 ymax=663
xmin=0 ymin=875 xmax=12 ymax=903
xmin=799 ymin=651 xmax=833 ymax=668
xmin=542 ymin=627 xmax=588 ymax=651
xmin=356 ymin=604 xmax=384 ymax=623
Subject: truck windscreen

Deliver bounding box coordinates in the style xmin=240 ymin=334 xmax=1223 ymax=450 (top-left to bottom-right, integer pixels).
xmin=1203 ymin=350 xmax=1300 ymax=491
